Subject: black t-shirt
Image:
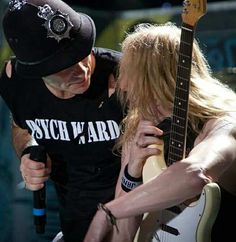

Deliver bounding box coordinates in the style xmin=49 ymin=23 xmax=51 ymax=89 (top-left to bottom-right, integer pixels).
xmin=0 ymin=47 xmax=124 ymax=241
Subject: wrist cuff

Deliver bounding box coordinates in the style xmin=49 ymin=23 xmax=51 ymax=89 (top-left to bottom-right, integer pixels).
xmin=121 ymin=164 xmax=142 ymax=192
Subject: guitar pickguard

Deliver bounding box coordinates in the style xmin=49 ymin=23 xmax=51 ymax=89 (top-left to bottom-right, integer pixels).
xmin=134 ymin=183 xmax=221 ymax=242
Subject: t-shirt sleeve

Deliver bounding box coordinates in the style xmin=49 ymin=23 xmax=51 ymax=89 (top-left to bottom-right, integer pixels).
xmin=0 ymin=59 xmax=24 ymax=127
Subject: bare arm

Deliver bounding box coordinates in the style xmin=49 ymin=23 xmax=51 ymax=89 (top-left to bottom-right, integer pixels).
xmin=6 ymin=61 xmax=33 ymax=157
xmin=104 ymin=117 xmax=236 ymax=218
xmin=84 ymin=120 xmax=163 ymax=242
xmin=12 ymin=120 xmax=35 ymax=157
xmin=84 ymin=117 xmax=236 ymax=242
xmin=107 ymin=144 xmax=144 ymax=242
xmin=189 ymin=116 xmax=236 ymax=194
xmin=3 ymin=61 xmax=51 ymax=190
xmin=88 ymin=144 xmax=143 ymax=242
xmin=12 ymin=120 xmax=51 ymax=191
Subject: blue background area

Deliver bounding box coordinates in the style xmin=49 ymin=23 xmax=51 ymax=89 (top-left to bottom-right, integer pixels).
xmin=0 ymin=97 xmax=60 ymax=242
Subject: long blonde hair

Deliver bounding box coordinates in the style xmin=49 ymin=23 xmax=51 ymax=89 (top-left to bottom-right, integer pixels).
xmin=117 ymin=23 xmax=236 ymax=147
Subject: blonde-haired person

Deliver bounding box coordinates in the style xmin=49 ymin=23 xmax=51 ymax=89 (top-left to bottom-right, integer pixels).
xmin=84 ymin=23 xmax=236 ymax=242
xmin=0 ymin=0 xmax=124 ymax=241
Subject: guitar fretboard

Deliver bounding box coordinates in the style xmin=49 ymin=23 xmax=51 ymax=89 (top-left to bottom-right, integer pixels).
xmin=167 ymin=23 xmax=195 ymax=166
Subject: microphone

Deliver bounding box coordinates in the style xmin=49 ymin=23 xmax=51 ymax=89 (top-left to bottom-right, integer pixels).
xmin=29 ymin=145 xmax=47 ymax=234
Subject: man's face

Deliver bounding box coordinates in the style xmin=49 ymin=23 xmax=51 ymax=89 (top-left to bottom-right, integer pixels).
xmin=43 ymin=54 xmax=93 ymax=95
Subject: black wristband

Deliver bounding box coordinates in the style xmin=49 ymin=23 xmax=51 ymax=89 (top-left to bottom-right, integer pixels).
xmin=121 ymin=164 xmax=142 ymax=192
xmin=124 ymin=164 xmax=142 ymax=182
xmin=21 ymin=146 xmax=34 ymax=157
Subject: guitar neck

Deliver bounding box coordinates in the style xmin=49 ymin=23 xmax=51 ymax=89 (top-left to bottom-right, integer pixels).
xmin=167 ymin=23 xmax=195 ymax=166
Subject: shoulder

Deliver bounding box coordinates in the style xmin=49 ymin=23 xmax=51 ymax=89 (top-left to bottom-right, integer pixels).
xmin=93 ymin=47 xmax=122 ymax=63
xmin=0 ymin=57 xmax=14 ymax=89
xmin=0 ymin=56 xmax=40 ymax=91
xmin=92 ymin=47 xmax=122 ymax=77
xmin=1 ymin=56 xmax=19 ymax=80
xmin=195 ymin=113 xmax=236 ymax=145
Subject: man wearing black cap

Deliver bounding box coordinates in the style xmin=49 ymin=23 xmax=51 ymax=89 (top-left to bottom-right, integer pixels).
xmin=0 ymin=0 xmax=125 ymax=241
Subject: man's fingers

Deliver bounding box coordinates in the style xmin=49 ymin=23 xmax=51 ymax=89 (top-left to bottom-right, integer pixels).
xmin=25 ymin=183 xmax=45 ymax=191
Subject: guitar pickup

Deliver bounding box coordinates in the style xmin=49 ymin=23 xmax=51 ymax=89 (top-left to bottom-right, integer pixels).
xmin=161 ymin=223 xmax=180 ymax=236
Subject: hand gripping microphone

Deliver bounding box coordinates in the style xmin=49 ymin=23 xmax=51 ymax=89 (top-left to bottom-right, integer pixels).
xmin=29 ymin=145 xmax=47 ymax=234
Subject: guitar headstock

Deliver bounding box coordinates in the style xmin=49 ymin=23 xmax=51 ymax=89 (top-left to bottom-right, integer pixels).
xmin=182 ymin=0 xmax=207 ymax=26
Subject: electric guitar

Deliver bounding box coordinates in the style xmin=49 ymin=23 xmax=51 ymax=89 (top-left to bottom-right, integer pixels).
xmin=134 ymin=1 xmax=221 ymax=242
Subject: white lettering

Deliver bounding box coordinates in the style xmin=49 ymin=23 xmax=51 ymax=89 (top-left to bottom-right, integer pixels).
xmin=26 ymin=120 xmax=43 ymax=139
xmin=38 ymin=119 xmax=50 ymax=139
xmin=107 ymin=120 xmax=120 ymax=139
xmin=49 ymin=119 xmax=59 ymax=140
xmin=71 ymin=122 xmax=85 ymax=144
xmin=96 ymin=121 xmax=110 ymax=141
xmin=58 ymin=121 xmax=70 ymax=141
xmin=25 ymin=119 xmax=120 ymax=144
xmin=88 ymin=122 xmax=99 ymax=143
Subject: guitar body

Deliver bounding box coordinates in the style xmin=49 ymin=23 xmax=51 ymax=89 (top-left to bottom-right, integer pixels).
xmin=134 ymin=149 xmax=221 ymax=242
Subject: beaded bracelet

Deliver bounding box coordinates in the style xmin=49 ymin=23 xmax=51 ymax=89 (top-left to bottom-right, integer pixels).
xmin=97 ymin=203 xmax=119 ymax=233
xmin=121 ymin=164 xmax=142 ymax=192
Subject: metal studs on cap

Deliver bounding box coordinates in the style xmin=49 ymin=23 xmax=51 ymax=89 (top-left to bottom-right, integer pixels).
xmin=38 ymin=4 xmax=74 ymax=42
xmin=9 ymin=0 xmax=27 ymax=11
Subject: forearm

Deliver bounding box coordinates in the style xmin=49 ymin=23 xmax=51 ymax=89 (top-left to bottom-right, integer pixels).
xmin=12 ymin=121 xmax=36 ymax=158
xmin=107 ymin=133 xmax=236 ymax=220
xmin=110 ymin=148 xmax=143 ymax=240
xmin=109 ymin=216 xmax=142 ymax=242
xmin=112 ymin=179 xmax=143 ymax=241
xmin=188 ymin=132 xmax=236 ymax=182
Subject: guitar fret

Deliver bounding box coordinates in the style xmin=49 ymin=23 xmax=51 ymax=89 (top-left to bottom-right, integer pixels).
xmin=180 ymin=40 xmax=191 ymax=46
xmin=170 ymin=134 xmax=185 ymax=144
xmin=170 ymin=134 xmax=186 ymax=144
xmin=173 ymin=106 xmax=188 ymax=112
xmin=168 ymin=155 xmax=183 ymax=164
xmin=178 ymin=64 xmax=191 ymax=69
xmin=169 ymin=151 xmax=183 ymax=159
xmin=170 ymin=130 xmax=185 ymax=137
xmin=172 ymin=117 xmax=185 ymax=128
xmin=172 ymin=122 xmax=185 ymax=129
xmin=178 ymin=67 xmax=191 ymax=76
xmin=176 ymin=86 xmax=188 ymax=92
xmin=178 ymin=65 xmax=190 ymax=70
xmin=173 ymin=112 xmax=188 ymax=119
xmin=179 ymin=55 xmax=191 ymax=67
xmin=176 ymin=83 xmax=189 ymax=91
xmin=169 ymin=150 xmax=183 ymax=157
xmin=172 ymin=114 xmax=185 ymax=121
xmin=169 ymin=144 xmax=184 ymax=152
xmin=179 ymin=53 xmax=191 ymax=59
xmin=170 ymin=137 xmax=184 ymax=146
xmin=175 ymin=96 xmax=187 ymax=102
xmin=177 ymin=76 xmax=189 ymax=82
